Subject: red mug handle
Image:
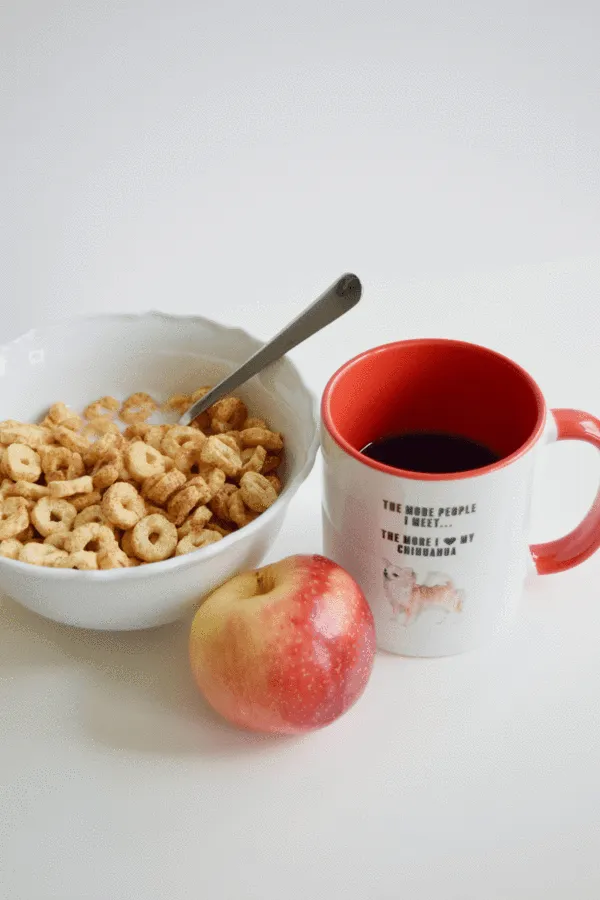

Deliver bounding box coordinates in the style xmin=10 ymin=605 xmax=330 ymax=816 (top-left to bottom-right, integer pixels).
xmin=531 ymin=409 xmax=600 ymax=574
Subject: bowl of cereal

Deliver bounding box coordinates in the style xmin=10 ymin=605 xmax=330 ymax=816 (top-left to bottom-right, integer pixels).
xmin=0 ymin=312 xmax=319 ymax=629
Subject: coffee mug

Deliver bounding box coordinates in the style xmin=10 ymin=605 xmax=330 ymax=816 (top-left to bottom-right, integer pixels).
xmin=321 ymin=339 xmax=600 ymax=657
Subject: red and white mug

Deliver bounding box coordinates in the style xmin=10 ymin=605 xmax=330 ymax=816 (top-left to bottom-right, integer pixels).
xmin=321 ymin=339 xmax=600 ymax=657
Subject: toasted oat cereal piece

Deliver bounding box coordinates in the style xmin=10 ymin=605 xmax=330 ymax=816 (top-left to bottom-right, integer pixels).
xmin=171 ymin=445 xmax=206 ymax=477
xmin=0 ymin=497 xmax=30 ymax=540
xmin=163 ymin=394 xmax=191 ymax=415
xmin=31 ymin=497 xmax=76 ymax=536
xmin=0 ymin=423 xmax=47 ymax=450
xmin=239 ymin=471 xmax=277 ymax=513
xmin=200 ymin=435 xmax=241 ymax=478
xmin=228 ymin=489 xmax=259 ymax=528
xmin=141 ymin=469 xmax=186 ymax=506
xmin=44 ymin=532 xmax=70 ymax=550
xmin=262 ymin=454 xmax=282 ymax=475
xmin=143 ymin=502 xmax=164 ymax=517
xmin=167 ymin=484 xmax=204 ymax=527
xmin=67 ymin=550 xmax=99 ymax=570
xmin=0 ymin=539 xmax=23 ymax=559
xmin=205 ymin=521 xmax=234 ymax=538
xmin=19 ymin=542 xmax=69 ymax=566
xmin=190 ymin=386 xmax=212 ymax=403
xmin=175 ymin=529 xmax=223 ymax=556
xmin=42 ymin=402 xmax=82 ymax=431
xmin=18 ymin=542 xmax=67 ymax=566
xmin=177 ymin=505 xmax=213 ymax=538
xmin=120 ymin=529 xmax=136 ymax=558
xmin=40 ymin=446 xmax=83 ymax=482
xmin=0 ymin=477 xmax=13 ymax=497
xmin=91 ymin=449 xmax=122 ymax=492
xmin=82 ymin=418 xmax=121 ymax=441
xmin=71 ymin=491 xmax=102 ymax=512
xmin=6 ymin=481 xmax=49 ymax=500
xmin=119 ymin=392 xmax=158 ymax=425
xmin=242 ymin=417 xmax=268 ymax=431
xmin=239 ymin=445 xmax=267 ymax=477
xmin=4 ymin=443 xmax=42 ymax=483
xmin=84 ymin=396 xmax=120 ymax=421
xmin=97 ymin=545 xmax=131 ymax=569
xmin=15 ymin=523 xmax=35 ymax=543
xmin=209 ymin=483 xmax=237 ymax=521
xmin=209 ymin=396 xmax=247 ymax=433
xmin=83 ymin=433 xmax=123 ymax=467
xmin=161 ymin=425 xmax=205 ymax=459
xmin=48 ymin=476 xmax=93 ymax=499
xmin=52 ymin=426 xmax=90 ymax=455
xmin=131 ymin=514 xmax=177 ymax=562
xmin=73 ymin=504 xmax=107 ymax=528
xmin=125 ymin=441 xmax=166 ymax=481
xmin=239 ymin=427 xmax=283 ymax=452
xmin=102 ymin=482 xmax=145 ymax=529
xmin=65 ymin=523 xmax=117 ymax=554
xmin=265 ymin=474 xmax=282 ymax=494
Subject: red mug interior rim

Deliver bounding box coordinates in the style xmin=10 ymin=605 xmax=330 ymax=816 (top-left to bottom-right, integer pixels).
xmin=321 ymin=338 xmax=547 ymax=481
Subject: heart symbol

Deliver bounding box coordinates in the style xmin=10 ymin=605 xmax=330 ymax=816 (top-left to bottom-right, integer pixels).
xmin=444 ymin=538 xmax=456 ymax=545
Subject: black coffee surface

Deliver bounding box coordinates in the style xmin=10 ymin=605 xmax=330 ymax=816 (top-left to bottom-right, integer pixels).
xmin=360 ymin=431 xmax=500 ymax=474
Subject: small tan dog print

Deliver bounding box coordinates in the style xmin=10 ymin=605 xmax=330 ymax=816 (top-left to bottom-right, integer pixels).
xmin=383 ymin=559 xmax=464 ymax=623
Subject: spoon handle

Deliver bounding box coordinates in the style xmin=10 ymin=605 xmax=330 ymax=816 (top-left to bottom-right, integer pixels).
xmin=180 ymin=273 xmax=362 ymax=425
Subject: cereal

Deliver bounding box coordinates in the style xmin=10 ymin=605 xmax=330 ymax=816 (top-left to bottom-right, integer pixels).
xmin=0 ymin=539 xmax=23 ymax=560
xmin=209 ymin=397 xmax=247 ymax=433
xmin=31 ymin=497 xmax=77 ymax=536
xmin=200 ymin=435 xmax=241 ymax=478
xmin=101 ymin=482 xmax=145 ymax=529
xmin=44 ymin=532 xmax=70 ymax=550
xmin=167 ymin=484 xmax=204 ymax=526
xmin=125 ymin=441 xmax=166 ymax=481
xmin=119 ymin=392 xmax=157 ymax=425
xmin=209 ymin=483 xmax=237 ymax=521
xmin=5 ymin=443 xmax=42 ymax=483
xmin=5 ymin=481 xmax=49 ymax=500
xmin=97 ymin=545 xmax=131 ymax=569
xmin=18 ymin=543 xmax=69 ymax=567
xmin=0 ymin=384 xmax=283 ymax=569
xmin=239 ymin=445 xmax=267 ymax=477
xmin=265 ymin=474 xmax=282 ymax=494
xmin=71 ymin=491 xmax=102 ymax=512
xmin=41 ymin=446 xmax=84 ymax=482
xmin=52 ymin=426 xmax=90 ymax=455
xmin=239 ymin=427 xmax=283 ymax=452
xmin=73 ymin=505 xmax=107 ymax=528
xmin=228 ymin=489 xmax=259 ymax=528
xmin=65 ymin=523 xmax=117 ymax=554
xmin=177 ymin=505 xmax=213 ymax=537
xmin=161 ymin=425 xmax=205 ymax=459
xmin=68 ymin=551 xmax=99 ymax=570
xmin=84 ymin=396 xmax=119 ymax=421
xmin=0 ymin=497 xmax=30 ymax=540
xmin=131 ymin=514 xmax=177 ymax=562
xmin=91 ymin=449 xmax=122 ymax=491
xmin=48 ymin=475 xmax=94 ymax=498
xmin=141 ymin=469 xmax=186 ymax=506
xmin=163 ymin=394 xmax=191 ymax=415
xmin=239 ymin=472 xmax=277 ymax=513
xmin=176 ymin=529 xmax=223 ymax=556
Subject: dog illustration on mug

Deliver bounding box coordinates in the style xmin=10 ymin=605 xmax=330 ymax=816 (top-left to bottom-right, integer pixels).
xmin=383 ymin=559 xmax=464 ymax=623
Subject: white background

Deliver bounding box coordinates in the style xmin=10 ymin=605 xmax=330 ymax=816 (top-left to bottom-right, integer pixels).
xmin=1 ymin=2 xmax=600 ymax=898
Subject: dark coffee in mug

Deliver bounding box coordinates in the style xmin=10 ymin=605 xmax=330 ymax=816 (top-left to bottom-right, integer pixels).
xmin=360 ymin=431 xmax=500 ymax=474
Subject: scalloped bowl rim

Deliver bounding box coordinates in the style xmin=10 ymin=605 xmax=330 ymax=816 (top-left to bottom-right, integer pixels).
xmin=0 ymin=310 xmax=320 ymax=580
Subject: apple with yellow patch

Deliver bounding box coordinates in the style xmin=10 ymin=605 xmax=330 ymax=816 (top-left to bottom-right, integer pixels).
xmin=189 ymin=554 xmax=376 ymax=733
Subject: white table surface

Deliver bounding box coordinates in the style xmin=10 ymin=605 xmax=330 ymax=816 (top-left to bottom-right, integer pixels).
xmin=1 ymin=3 xmax=600 ymax=898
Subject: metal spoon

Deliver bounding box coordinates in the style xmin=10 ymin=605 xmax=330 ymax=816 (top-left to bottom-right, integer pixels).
xmin=179 ymin=273 xmax=362 ymax=426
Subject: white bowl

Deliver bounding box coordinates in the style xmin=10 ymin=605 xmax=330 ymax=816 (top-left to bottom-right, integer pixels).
xmin=0 ymin=313 xmax=319 ymax=630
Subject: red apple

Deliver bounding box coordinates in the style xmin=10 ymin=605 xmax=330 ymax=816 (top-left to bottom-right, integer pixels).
xmin=189 ymin=554 xmax=376 ymax=734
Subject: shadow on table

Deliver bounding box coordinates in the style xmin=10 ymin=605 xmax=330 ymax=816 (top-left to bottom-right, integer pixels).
xmin=0 ymin=595 xmax=296 ymax=758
